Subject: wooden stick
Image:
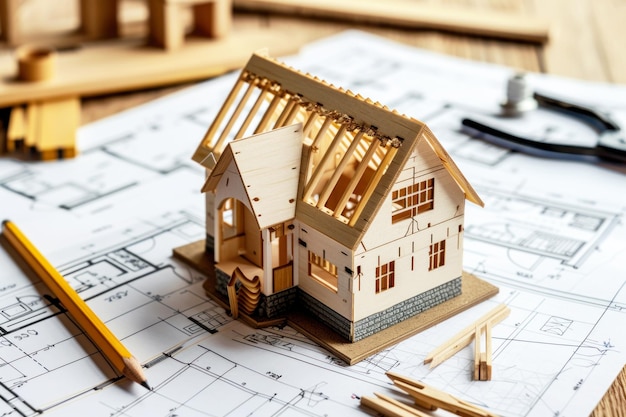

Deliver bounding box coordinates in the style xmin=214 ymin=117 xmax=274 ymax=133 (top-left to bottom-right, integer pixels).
xmin=348 ymin=144 xmax=398 ymax=227
xmin=316 ymin=130 xmax=365 ymax=209
xmin=373 ymin=392 xmax=432 ymax=417
xmin=361 ymin=395 xmax=424 ymax=417
xmin=200 ymin=77 xmax=246 ymax=153
xmin=383 ymin=374 xmax=436 ymax=411
xmin=233 ymin=0 xmax=550 ymax=43
xmin=253 ymin=92 xmax=282 ymax=134
xmin=303 ymin=124 xmax=347 ymax=203
xmin=1 ymin=220 xmax=150 ymax=390
xmin=6 ymin=105 xmax=26 ymax=152
xmin=235 ymin=80 xmax=269 ymax=139
xmin=386 ymin=372 xmax=499 ymax=417
xmin=213 ymin=79 xmax=259 ymax=152
xmin=424 ymin=303 xmax=509 ymax=369
xmin=473 ymin=322 xmax=493 ymax=381
xmin=485 ymin=322 xmax=492 ymax=380
xmin=332 ymin=136 xmax=378 ymax=218
xmin=36 ymin=97 xmax=80 ymax=160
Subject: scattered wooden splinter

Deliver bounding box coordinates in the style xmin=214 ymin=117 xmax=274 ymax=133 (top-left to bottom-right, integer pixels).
xmin=359 ymin=371 xmax=499 ymax=417
xmin=474 ymin=321 xmax=492 ymax=381
xmin=360 ymin=392 xmax=430 ymax=417
xmin=423 ymin=303 xmax=510 ymax=373
xmin=5 ymin=97 xmax=80 ymax=160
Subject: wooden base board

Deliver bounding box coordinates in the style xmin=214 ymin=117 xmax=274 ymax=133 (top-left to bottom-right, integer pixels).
xmin=289 ymin=272 xmax=498 ymax=365
xmin=173 ymin=239 xmax=499 ymax=365
xmin=0 ymin=28 xmax=304 ymax=107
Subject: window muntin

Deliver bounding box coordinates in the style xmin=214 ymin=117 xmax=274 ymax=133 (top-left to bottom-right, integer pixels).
xmin=429 ymin=240 xmax=446 ymax=270
xmin=392 ymin=178 xmax=434 ymax=223
xmin=375 ymin=261 xmax=395 ymax=293
xmin=308 ymin=251 xmax=338 ymax=292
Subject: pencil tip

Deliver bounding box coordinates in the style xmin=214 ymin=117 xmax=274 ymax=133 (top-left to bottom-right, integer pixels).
xmin=140 ymin=380 xmax=152 ymax=390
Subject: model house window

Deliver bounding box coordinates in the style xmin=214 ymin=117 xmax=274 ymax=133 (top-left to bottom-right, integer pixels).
xmin=429 ymin=240 xmax=446 ymax=270
xmin=375 ymin=261 xmax=395 ymax=293
xmin=221 ymin=197 xmax=241 ymax=240
xmin=392 ymin=178 xmax=434 ymax=223
xmin=308 ymin=251 xmax=338 ymax=292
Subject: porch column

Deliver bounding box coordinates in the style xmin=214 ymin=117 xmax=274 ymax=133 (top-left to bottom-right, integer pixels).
xmin=262 ymin=228 xmax=273 ymax=295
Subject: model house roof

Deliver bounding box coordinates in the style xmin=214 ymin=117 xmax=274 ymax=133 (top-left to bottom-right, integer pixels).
xmin=193 ymin=51 xmax=483 ymax=249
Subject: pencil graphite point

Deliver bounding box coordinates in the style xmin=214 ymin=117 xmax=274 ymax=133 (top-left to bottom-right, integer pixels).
xmin=122 ymin=356 xmax=151 ymax=390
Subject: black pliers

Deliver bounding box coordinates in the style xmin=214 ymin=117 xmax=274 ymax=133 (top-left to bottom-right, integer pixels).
xmin=461 ymin=92 xmax=626 ymax=164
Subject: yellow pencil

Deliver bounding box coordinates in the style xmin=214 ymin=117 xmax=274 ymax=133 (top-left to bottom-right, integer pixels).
xmin=2 ymin=220 xmax=150 ymax=390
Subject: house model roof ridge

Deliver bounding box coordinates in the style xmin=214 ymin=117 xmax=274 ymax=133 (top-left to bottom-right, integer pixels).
xmin=192 ymin=50 xmax=483 ymax=249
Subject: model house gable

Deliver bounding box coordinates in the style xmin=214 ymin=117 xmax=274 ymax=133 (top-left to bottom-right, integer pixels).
xmin=203 ymin=124 xmax=303 ymax=230
xmin=360 ymin=136 xmax=469 ymax=251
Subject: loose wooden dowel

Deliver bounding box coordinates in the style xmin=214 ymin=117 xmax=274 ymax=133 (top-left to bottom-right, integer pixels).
xmin=361 ymin=395 xmax=420 ymax=417
xmin=373 ymin=392 xmax=432 ymax=417
xmin=386 ymin=372 xmax=499 ymax=417
xmin=424 ymin=303 xmax=510 ymax=368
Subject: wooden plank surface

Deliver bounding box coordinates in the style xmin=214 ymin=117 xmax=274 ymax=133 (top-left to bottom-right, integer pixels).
xmin=0 ymin=28 xmax=304 ymax=107
xmin=4 ymin=0 xmax=624 ymax=415
xmin=233 ymin=0 xmax=551 ymax=43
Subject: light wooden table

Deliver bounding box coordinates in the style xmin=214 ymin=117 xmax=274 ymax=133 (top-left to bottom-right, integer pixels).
xmin=5 ymin=0 xmax=626 ymax=415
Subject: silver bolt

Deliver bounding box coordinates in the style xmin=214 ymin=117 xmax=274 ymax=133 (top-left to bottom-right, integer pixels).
xmin=501 ymin=73 xmax=537 ymax=117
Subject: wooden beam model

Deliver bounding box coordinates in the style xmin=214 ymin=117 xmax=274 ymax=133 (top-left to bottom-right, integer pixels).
xmin=233 ymin=0 xmax=550 ymax=43
xmin=0 ymin=0 xmax=299 ymax=160
xmin=474 ymin=321 xmax=492 ymax=381
xmin=177 ymin=47 xmax=499 ymax=365
xmin=424 ymin=303 xmax=510 ymax=379
xmin=5 ymin=97 xmax=80 ymax=160
xmin=360 ymin=371 xmax=499 ymax=417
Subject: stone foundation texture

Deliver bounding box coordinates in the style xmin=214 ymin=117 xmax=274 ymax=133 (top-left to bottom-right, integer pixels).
xmin=352 ymin=276 xmax=462 ymax=341
xmin=216 ymin=264 xmax=461 ymax=342
xmin=297 ymin=289 xmax=352 ymax=340
xmin=215 ymin=267 xmax=297 ymax=318
xmin=298 ymin=277 xmax=461 ymax=342
xmin=258 ymin=287 xmax=298 ymax=318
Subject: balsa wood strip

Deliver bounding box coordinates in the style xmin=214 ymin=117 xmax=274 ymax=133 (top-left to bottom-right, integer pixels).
xmin=6 ymin=105 xmax=26 ymax=151
xmin=424 ymin=304 xmax=509 ymax=369
xmin=36 ymin=96 xmax=80 ymax=156
xmin=0 ymin=29 xmax=302 ymax=108
xmin=317 ymin=130 xmax=365 ymax=209
xmin=233 ymin=0 xmax=550 ymax=43
xmin=387 ymin=375 xmax=498 ymax=417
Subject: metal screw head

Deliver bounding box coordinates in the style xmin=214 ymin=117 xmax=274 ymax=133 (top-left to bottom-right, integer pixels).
xmin=501 ymin=72 xmax=537 ymax=117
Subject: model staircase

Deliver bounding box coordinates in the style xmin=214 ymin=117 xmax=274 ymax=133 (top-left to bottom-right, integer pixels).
xmin=227 ymin=267 xmax=261 ymax=318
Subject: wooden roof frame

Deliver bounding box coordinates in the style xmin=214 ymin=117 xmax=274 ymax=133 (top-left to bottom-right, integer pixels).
xmin=193 ymin=51 xmax=483 ymax=249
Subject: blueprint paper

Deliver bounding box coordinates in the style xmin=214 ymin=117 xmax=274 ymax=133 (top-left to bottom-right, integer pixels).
xmin=0 ymin=30 xmax=625 ymax=416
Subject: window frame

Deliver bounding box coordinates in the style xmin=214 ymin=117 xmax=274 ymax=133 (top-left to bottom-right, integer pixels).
xmin=429 ymin=239 xmax=446 ymax=271
xmin=392 ymin=178 xmax=434 ymax=223
xmin=375 ymin=260 xmax=395 ymax=293
xmin=308 ymin=251 xmax=338 ymax=292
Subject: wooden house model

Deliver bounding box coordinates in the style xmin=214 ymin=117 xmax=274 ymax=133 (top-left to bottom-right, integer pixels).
xmin=190 ymin=51 xmax=484 ymax=342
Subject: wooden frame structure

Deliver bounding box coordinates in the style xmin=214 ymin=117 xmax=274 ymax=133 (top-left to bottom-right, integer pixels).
xmin=1 ymin=0 xmax=300 ymax=161
xmin=0 ymin=0 xmax=231 ymax=49
xmin=185 ymin=50 xmax=492 ymax=345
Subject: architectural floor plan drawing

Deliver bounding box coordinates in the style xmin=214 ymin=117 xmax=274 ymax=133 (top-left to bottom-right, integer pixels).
xmin=1 ymin=31 xmax=625 ymax=417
